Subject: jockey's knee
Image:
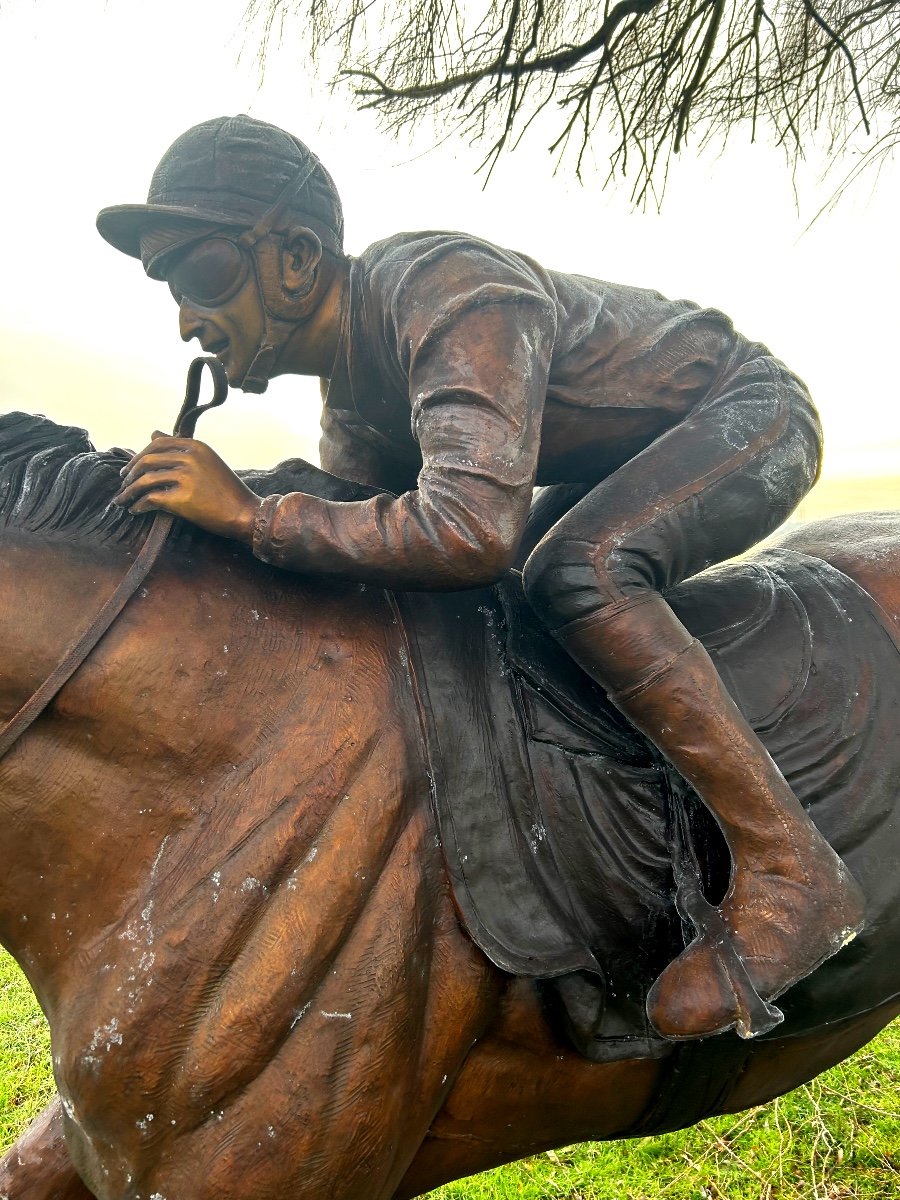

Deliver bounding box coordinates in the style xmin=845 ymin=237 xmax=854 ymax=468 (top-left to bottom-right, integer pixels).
xmin=522 ymin=533 xmax=659 ymax=630
xmin=522 ymin=534 xmax=592 ymax=628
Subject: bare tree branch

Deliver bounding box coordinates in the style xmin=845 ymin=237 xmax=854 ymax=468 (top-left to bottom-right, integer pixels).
xmin=244 ymin=0 xmax=900 ymax=204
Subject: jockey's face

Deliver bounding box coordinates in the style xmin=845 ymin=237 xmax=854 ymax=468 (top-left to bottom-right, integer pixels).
xmin=164 ymin=227 xmax=337 ymax=388
xmin=166 ymin=238 xmax=266 ymax=389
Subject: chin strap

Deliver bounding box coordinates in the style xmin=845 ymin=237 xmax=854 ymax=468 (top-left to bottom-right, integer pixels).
xmin=231 ymin=158 xmax=326 ymax=394
xmin=240 ymin=343 xmax=280 ymax=395
xmin=238 ymin=309 xmax=302 ymax=395
xmin=234 ymin=248 xmax=322 ymax=394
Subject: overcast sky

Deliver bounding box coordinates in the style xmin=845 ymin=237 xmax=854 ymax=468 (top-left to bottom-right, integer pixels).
xmin=0 ymin=0 xmax=898 ymax=486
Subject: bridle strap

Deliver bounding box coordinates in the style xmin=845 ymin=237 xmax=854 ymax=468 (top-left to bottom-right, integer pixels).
xmin=0 ymin=357 xmax=228 ymax=762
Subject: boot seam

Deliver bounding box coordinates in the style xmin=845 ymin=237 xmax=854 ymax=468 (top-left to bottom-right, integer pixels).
xmin=611 ymin=640 xmax=698 ymax=703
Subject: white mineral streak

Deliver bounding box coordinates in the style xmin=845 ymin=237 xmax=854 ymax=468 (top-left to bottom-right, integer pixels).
xmin=150 ymin=835 xmax=170 ymax=879
xmin=291 ymin=1001 xmax=312 ymax=1028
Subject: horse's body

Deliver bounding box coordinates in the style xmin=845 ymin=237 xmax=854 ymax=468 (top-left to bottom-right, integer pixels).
xmin=0 ymin=414 xmax=898 ymax=1200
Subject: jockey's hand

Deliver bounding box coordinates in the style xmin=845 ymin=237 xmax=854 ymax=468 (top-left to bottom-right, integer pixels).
xmin=113 ymin=433 xmax=262 ymax=544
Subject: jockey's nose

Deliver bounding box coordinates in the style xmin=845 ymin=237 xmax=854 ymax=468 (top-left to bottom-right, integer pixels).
xmin=179 ymin=303 xmax=205 ymax=344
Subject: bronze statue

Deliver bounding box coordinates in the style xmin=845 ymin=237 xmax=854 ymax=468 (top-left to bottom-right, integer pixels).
xmin=0 ymin=419 xmax=897 ymax=1199
xmin=0 ymin=114 xmax=897 ymax=1198
xmin=99 ymin=115 xmax=861 ymax=1039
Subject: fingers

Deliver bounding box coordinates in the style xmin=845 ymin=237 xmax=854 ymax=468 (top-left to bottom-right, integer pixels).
xmin=108 ymin=435 xmax=246 ymax=537
xmin=114 ymin=470 xmax=183 ymax=508
xmin=129 ymin=491 xmax=181 ymax=515
xmin=118 ymin=452 xmax=191 ymax=490
xmin=120 ymin=436 xmax=198 ymax=477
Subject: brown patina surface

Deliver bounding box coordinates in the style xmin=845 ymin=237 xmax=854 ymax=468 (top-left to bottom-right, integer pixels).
xmin=0 ymin=418 xmax=898 ymax=1199
xmin=93 ymin=116 xmax=866 ymax=1046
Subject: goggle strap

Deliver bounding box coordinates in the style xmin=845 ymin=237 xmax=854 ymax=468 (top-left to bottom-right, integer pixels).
xmin=240 ymin=343 xmax=280 ymax=394
xmin=241 ymin=158 xmax=321 ymax=247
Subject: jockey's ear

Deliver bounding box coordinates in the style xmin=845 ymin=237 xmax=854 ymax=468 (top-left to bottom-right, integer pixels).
xmin=280 ymin=227 xmax=323 ymax=300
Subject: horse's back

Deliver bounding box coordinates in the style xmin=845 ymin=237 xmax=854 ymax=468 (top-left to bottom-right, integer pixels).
xmin=774 ymin=511 xmax=900 ymax=640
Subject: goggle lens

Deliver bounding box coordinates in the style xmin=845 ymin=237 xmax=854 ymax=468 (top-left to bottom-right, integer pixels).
xmin=167 ymin=238 xmax=248 ymax=307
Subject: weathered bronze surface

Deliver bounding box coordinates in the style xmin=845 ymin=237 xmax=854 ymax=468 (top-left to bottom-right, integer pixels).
xmin=0 ymin=425 xmax=898 ymax=1198
xmin=95 ymin=113 xmax=867 ymax=1039
xmin=0 ymin=113 xmax=898 ymax=1197
xmin=0 ymin=419 xmax=898 ymax=1198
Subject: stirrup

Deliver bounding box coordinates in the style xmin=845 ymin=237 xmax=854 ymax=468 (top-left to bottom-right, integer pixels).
xmin=649 ymin=778 xmax=784 ymax=1040
xmin=648 ymin=875 xmax=785 ymax=1040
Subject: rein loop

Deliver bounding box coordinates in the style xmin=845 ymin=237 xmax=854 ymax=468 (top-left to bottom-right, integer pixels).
xmin=0 ymin=357 xmax=228 ymax=761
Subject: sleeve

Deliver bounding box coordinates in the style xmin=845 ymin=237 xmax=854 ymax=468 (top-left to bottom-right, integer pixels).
xmin=253 ymin=242 xmax=558 ymax=589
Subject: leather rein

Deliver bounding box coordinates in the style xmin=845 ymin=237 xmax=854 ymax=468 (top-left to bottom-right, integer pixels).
xmin=0 ymin=356 xmax=228 ymax=761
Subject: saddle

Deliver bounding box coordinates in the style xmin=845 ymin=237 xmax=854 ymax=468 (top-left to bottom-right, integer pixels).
xmin=396 ymin=547 xmax=900 ymax=1063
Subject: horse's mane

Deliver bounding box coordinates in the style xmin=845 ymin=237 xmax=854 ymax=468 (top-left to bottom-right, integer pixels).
xmin=0 ymin=412 xmax=377 ymax=551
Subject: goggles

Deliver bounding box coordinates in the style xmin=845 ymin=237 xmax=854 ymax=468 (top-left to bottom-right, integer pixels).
xmin=165 ymin=155 xmax=324 ymax=311
xmin=162 ymin=156 xmax=327 ymax=393
xmin=167 ymin=237 xmax=250 ymax=308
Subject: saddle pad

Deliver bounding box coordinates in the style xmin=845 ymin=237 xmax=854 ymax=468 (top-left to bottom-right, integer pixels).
xmin=396 ymin=585 xmax=614 ymax=979
xmin=396 ymin=584 xmax=682 ymax=1060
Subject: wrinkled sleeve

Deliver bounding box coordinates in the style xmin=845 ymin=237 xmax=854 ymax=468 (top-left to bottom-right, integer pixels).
xmin=253 ymin=246 xmax=557 ymax=589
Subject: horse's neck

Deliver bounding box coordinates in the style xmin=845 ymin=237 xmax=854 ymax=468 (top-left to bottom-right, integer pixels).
xmin=0 ymin=532 xmax=422 ymax=1018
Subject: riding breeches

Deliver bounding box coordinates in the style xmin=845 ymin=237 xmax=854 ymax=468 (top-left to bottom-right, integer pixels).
xmin=522 ymin=354 xmax=823 ymax=630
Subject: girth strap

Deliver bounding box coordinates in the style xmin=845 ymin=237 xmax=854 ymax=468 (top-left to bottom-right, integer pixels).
xmin=0 ymin=357 xmax=227 ymax=762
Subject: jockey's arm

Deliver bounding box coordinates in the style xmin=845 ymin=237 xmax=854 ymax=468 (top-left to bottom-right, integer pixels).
xmin=115 ymin=250 xmax=557 ymax=591
xmin=249 ymin=296 xmax=554 ymax=589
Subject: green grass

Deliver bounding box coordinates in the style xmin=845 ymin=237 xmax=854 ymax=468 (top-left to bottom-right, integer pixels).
xmin=426 ymin=1050 xmax=900 ymax=1199
xmin=1 ymin=951 xmax=53 ymax=1149
xmin=2 ymin=949 xmax=897 ymax=1197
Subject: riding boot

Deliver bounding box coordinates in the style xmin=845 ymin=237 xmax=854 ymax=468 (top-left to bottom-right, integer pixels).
xmin=552 ymin=593 xmax=865 ymax=1040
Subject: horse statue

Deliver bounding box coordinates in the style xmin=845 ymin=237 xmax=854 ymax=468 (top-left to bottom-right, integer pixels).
xmin=0 ymin=409 xmax=898 ymax=1200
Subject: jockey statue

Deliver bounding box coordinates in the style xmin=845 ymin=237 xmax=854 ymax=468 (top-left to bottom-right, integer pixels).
xmin=97 ymin=114 xmax=865 ymax=1041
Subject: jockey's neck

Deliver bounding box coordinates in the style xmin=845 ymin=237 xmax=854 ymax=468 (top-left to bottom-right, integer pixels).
xmin=278 ymin=253 xmax=351 ymax=381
